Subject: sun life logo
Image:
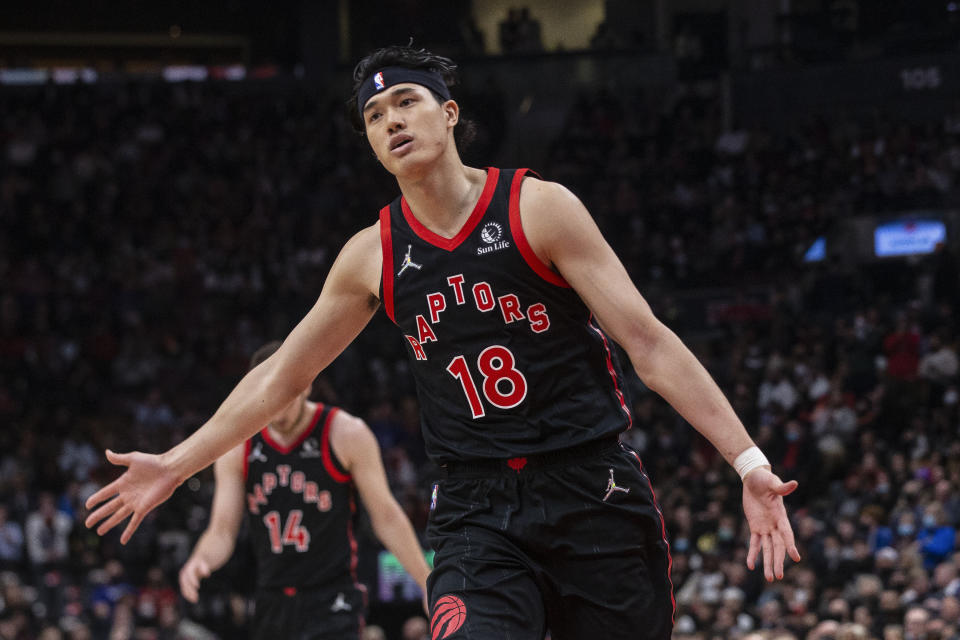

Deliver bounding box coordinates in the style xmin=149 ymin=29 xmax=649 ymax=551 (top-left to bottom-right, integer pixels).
xmin=480 ymin=222 xmax=502 ymax=244
xmin=477 ymin=222 xmax=509 ymax=255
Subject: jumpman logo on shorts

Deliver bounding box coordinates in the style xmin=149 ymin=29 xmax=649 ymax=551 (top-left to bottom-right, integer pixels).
xmin=603 ymin=468 xmax=630 ymax=502
xmin=397 ymin=245 xmax=422 ymax=277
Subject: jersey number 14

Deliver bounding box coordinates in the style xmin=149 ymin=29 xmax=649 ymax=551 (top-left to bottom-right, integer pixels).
xmin=446 ymin=345 xmax=528 ymax=419
xmin=263 ymin=510 xmax=310 ymax=553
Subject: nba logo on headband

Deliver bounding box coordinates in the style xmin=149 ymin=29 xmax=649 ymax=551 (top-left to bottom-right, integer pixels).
xmin=357 ymin=67 xmax=451 ymax=116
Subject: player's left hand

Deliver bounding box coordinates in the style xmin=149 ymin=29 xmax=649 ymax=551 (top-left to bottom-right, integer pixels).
xmin=742 ymin=467 xmax=800 ymax=581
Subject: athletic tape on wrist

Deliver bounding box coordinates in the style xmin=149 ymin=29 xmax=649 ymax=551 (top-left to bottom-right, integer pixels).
xmin=734 ymin=446 xmax=770 ymax=480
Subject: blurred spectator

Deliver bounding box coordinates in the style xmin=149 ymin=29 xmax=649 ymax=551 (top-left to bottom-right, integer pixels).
xmin=362 ymin=626 xmax=387 ymax=640
xmin=135 ymin=566 xmax=177 ymax=630
xmin=499 ymin=7 xmax=543 ymax=54
xmin=401 ymin=615 xmax=429 ymax=640
xmin=812 ymin=388 xmax=858 ymax=441
xmin=903 ymin=606 xmax=929 ymax=640
xmin=757 ymin=366 xmax=799 ymax=413
xmin=25 ymin=493 xmax=71 ymax=571
xmin=0 ymin=504 xmax=24 ymax=570
xmin=883 ymin=315 xmax=921 ymax=381
xmin=919 ymin=333 xmax=958 ymax=407
xmin=916 ymin=504 xmax=956 ymax=571
xmin=919 ymin=334 xmax=958 ymax=385
xmin=590 ymin=22 xmax=619 ymax=50
xmin=56 ymin=436 xmax=98 ymax=485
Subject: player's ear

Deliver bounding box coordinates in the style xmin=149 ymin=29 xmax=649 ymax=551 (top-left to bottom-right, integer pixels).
xmin=443 ymin=100 xmax=459 ymax=128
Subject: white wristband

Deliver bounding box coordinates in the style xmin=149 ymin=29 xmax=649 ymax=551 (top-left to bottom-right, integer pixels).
xmin=734 ymin=446 xmax=770 ymax=480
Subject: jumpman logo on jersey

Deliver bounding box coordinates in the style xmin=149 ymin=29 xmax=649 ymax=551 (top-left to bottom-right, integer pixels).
xmin=330 ymin=592 xmax=352 ymax=612
xmin=603 ymin=468 xmax=630 ymax=502
xmin=397 ymin=245 xmax=422 ymax=277
xmin=247 ymin=443 xmax=267 ymax=463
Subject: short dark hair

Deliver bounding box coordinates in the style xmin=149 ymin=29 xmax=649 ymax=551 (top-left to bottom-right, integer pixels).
xmin=347 ymin=45 xmax=477 ymax=148
xmin=249 ymin=340 xmax=282 ymax=371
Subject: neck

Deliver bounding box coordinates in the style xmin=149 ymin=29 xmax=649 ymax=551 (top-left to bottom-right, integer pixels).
xmin=267 ymin=400 xmax=315 ymax=445
xmin=396 ymin=155 xmax=487 ymax=238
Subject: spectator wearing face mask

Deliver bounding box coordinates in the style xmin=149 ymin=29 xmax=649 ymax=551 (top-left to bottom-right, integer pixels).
xmin=916 ymin=504 xmax=956 ymax=570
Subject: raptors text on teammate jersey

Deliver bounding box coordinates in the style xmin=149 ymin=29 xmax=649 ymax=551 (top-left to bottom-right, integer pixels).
xmin=403 ymin=272 xmax=551 ymax=361
xmin=247 ymin=463 xmax=334 ymax=515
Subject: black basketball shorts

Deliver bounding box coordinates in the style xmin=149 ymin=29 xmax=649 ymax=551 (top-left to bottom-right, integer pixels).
xmin=426 ymin=437 xmax=675 ymax=640
xmin=252 ymin=582 xmax=366 ymax=640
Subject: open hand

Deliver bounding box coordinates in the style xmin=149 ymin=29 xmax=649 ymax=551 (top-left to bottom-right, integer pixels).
xmin=84 ymin=450 xmax=181 ymax=544
xmin=742 ymin=467 xmax=800 ymax=581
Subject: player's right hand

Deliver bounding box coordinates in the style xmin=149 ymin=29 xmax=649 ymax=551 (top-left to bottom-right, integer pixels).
xmin=179 ymin=556 xmax=212 ymax=603
xmin=84 ymin=449 xmax=181 ymax=544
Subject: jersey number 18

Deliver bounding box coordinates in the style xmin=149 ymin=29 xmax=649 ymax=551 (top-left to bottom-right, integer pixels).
xmin=446 ymin=345 xmax=528 ymax=419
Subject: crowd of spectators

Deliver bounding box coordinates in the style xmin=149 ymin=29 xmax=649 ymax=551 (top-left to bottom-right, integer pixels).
xmin=1 ymin=70 xmax=959 ymax=640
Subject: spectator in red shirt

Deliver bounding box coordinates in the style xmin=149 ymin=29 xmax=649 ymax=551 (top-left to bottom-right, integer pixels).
xmin=883 ymin=314 xmax=921 ymax=380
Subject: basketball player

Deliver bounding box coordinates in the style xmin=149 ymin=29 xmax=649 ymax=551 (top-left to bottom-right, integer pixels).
xmin=177 ymin=342 xmax=430 ymax=639
xmin=86 ymin=46 xmax=801 ymax=639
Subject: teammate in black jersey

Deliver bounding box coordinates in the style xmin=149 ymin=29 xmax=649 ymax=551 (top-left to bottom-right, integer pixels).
xmin=87 ymin=46 xmax=801 ymax=639
xmin=177 ymin=342 xmax=430 ymax=639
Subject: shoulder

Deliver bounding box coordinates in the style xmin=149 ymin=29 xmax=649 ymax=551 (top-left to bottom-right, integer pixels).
xmin=329 ymin=222 xmax=383 ymax=299
xmin=517 ymin=177 xmax=588 ymax=239
xmin=516 ymin=176 xmax=593 ymax=265
xmin=518 ymin=176 xmax=582 ymax=213
xmin=340 ymin=222 xmax=382 ymax=263
xmin=327 ymin=408 xmax=379 ymax=472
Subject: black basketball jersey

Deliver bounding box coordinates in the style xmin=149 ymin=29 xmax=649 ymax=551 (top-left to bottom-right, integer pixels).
xmin=379 ymin=167 xmax=632 ymax=463
xmin=244 ymin=404 xmax=358 ymax=590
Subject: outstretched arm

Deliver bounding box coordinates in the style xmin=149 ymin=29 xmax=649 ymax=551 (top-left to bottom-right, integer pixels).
xmin=179 ymin=444 xmax=246 ymax=603
xmin=330 ymin=411 xmax=431 ymax=611
xmin=519 ymin=178 xmax=800 ymax=580
xmin=86 ymin=224 xmax=384 ymax=543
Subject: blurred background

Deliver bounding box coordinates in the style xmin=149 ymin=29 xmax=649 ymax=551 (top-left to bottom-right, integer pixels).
xmin=2 ymin=1 xmax=960 ymax=639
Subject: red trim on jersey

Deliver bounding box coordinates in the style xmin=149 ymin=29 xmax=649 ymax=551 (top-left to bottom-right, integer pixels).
xmin=507 ymin=168 xmax=570 ymax=288
xmin=587 ymin=316 xmax=633 ymax=429
xmin=261 ymin=405 xmax=324 ymax=454
xmin=379 ymin=205 xmax=396 ymax=324
xmin=400 ymin=167 xmax=500 ymax=251
xmin=242 ymin=439 xmax=251 ymax=481
xmin=347 ymin=488 xmax=361 ymax=595
xmin=356 ymin=582 xmax=369 ymax=636
xmin=321 ymin=407 xmax=352 ymax=484
xmin=629 ymin=450 xmax=677 ymax=623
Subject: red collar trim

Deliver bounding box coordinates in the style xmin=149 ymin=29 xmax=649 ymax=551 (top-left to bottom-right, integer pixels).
xmin=399 ymin=167 xmax=499 ymax=251
xmin=260 ymin=405 xmax=323 ymax=454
